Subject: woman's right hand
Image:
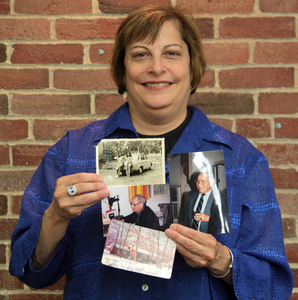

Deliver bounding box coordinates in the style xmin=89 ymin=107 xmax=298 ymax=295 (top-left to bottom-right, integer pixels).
xmin=49 ymin=173 xmax=110 ymax=221
xmin=33 ymin=173 xmax=110 ymax=270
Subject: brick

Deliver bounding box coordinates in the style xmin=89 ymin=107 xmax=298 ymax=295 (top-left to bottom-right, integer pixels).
xmin=13 ymin=144 xmax=50 ymax=166
xmin=0 ymin=0 xmax=10 ymax=14
xmin=193 ymin=18 xmax=214 ymax=39
xmin=219 ymin=68 xmax=294 ymax=89
xmin=0 ymin=195 xmax=7 ymax=215
xmin=260 ymin=0 xmax=298 ymax=13
xmin=95 ymin=94 xmax=124 ymax=115
xmin=189 ymin=93 xmax=254 ymax=114
xmin=56 ymin=19 xmax=122 ymax=40
xmin=54 ymin=69 xmax=116 ymax=91
xmin=0 ymin=19 xmax=50 ymax=39
xmin=12 ymin=94 xmax=91 ymax=116
xmin=209 ymin=118 xmax=233 ymax=131
xmin=10 ymin=295 xmax=63 ymax=300
xmin=236 ymin=118 xmax=271 ymax=138
xmin=259 ymin=93 xmax=298 ymax=114
xmin=219 ymin=17 xmax=295 ymax=39
xmin=290 ymin=293 xmax=298 ymax=300
xmin=0 ymin=170 xmax=35 ymax=192
xmin=11 ymin=44 xmax=84 ymax=64
xmin=293 ymin=269 xmax=298 ymax=288
xmin=0 ymin=219 xmax=18 ymax=240
xmin=0 ymin=244 xmax=5 ymax=264
xmin=271 ymin=168 xmax=298 ymax=189
xmin=0 ymin=69 xmax=49 ymax=90
xmin=275 ymin=118 xmax=298 ymax=139
xmin=282 ymin=218 xmax=297 ymax=238
xmin=0 ymin=44 xmax=6 ymax=62
xmin=277 ymin=193 xmax=297 ymax=215
xmin=0 ymin=94 xmax=8 ymax=115
xmin=15 ymin=0 xmax=92 ymax=15
xmin=34 ymin=119 xmax=95 ymax=141
xmin=98 ymin=0 xmax=169 ymax=13
xmin=0 ymin=145 xmax=9 ymax=165
xmin=285 ymin=244 xmax=298 ymax=263
xmin=254 ymin=42 xmax=298 ymax=64
xmin=0 ymin=120 xmax=28 ymax=141
xmin=10 ymin=195 xmax=21 ymax=216
xmin=197 ymin=69 xmax=215 ymax=88
xmin=177 ymin=0 xmax=254 ymax=13
xmin=90 ymin=43 xmax=114 ymax=64
xmin=257 ymin=143 xmax=298 ymax=165
xmin=12 ymin=195 xmax=22 ymax=215
xmin=204 ymin=42 xmax=249 ymax=65
xmin=0 ymin=269 xmax=23 ymax=289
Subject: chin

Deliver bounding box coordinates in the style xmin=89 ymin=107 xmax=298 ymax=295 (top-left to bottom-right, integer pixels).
xmin=145 ymin=98 xmax=177 ymax=110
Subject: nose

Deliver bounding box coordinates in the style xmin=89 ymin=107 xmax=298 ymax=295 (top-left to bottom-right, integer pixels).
xmin=148 ymin=57 xmax=165 ymax=75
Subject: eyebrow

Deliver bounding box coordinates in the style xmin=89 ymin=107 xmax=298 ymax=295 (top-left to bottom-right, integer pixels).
xmin=129 ymin=44 xmax=183 ymax=51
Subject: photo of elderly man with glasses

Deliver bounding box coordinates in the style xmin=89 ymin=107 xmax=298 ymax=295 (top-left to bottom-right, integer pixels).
xmin=178 ymin=169 xmax=230 ymax=234
xmin=122 ymin=194 xmax=160 ymax=230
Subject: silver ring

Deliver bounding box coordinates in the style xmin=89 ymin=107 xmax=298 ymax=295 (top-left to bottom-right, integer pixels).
xmin=68 ymin=185 xmax=77 ymax=196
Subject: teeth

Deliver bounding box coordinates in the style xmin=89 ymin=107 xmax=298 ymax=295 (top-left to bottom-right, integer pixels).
xmin=145 ymin=83 xmax=170 ymax=87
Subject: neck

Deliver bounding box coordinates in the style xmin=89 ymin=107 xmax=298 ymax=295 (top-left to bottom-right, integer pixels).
xmin=129 ymin=105 xmax=188 ymax=135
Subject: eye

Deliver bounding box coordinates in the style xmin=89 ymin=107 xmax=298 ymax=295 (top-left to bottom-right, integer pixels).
xmin=132 ymin=52 xmax=149 ymax=60
xmin=164 ymin=50 xmax=181 ymax=59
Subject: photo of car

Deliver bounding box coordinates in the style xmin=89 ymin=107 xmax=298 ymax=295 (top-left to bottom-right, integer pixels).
xmin=117 ymin=153 xmax=152 ymax=177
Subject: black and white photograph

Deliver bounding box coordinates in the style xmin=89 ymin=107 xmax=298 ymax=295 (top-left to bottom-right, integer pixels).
xmin=102 ymin=219 xmax=176 ymax=279
xmin=96 ymin=138 xmax=165 ymax=186
xmin=168 ymin=150 xmax=230 ymax=234
xmin=101 ymin=184 xmax=172 ymax=237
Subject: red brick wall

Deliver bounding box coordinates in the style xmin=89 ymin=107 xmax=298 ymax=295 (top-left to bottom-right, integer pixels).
xmin=0 ymin=0 xmax=297 ymax=298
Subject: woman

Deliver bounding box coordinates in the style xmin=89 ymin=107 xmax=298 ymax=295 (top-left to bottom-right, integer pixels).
xmin=9 ymin=5 xmax=293 ymax=299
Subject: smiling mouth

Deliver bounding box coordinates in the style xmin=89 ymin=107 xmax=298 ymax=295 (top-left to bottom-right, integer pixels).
xmin=143 ymin=82 xmax=172 ymax=87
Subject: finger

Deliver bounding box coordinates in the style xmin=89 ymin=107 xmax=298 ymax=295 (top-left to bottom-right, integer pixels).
xmin=69 ymin=181 xmax=108 ymax=196
xmin=72 ymin=188 xmax=110 ymax=208
xmin=165 ymin=225 xmax=203 ymax=253
xmin=165 ymin=227 xmax=207 ymax=266
xmin=166 ymin=224 xmax=218 ymax=254
xmin=167 ymin=224 xmax=206 ymax=244
xmin=57 ymin=173 xmax=104 ymax=188
xmin=55 ymin=187 xmax=110 ymax=217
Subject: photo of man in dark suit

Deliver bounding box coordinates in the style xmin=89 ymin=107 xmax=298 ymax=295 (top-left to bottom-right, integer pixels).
xmin=178 ymin=171 xmax=230 ymax=234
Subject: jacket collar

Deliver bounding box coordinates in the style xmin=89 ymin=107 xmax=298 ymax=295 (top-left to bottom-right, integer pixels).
xmin=94 ymin=102 xmax=136 ymax=142
xmin=93 ymin=102 xmax=233 ymax=150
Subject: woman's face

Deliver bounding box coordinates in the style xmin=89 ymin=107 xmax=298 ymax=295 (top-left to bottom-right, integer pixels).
xmin=124 ymin=20 xmax=192 ymax=123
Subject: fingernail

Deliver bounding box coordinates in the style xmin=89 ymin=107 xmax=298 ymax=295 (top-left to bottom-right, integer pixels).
xmin=103 ymin=189 xmax=110 ymax=196
xmin=165 ymin=229 xmax=172 ymax=237
xmin=170 ymin=224 xmax=177 ymax=230
xmin=100 ymin=182 xmax=107 ymax=189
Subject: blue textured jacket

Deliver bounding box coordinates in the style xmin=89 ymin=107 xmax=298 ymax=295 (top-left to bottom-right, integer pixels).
xmin=10 ymin=103 xmax=293 ymax=299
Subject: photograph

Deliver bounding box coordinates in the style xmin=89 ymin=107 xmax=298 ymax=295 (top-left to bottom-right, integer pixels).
xmin=101 ymin=184 xmax=172 ymax=236
xmin=102 ymin=219 xmax=176 ymax=279
xmin=168 ymin=150 xmax=230 ymax=234
xmin=96 ymin=138 xmax=165 ymax=186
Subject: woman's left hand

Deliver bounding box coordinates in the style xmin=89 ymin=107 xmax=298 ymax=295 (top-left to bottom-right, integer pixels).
xmin=165 ymin=223 xmax=233 ymax=284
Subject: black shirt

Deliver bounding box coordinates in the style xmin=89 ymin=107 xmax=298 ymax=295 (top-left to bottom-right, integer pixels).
xmin=138 ymin=109 xmax=192 ymax=157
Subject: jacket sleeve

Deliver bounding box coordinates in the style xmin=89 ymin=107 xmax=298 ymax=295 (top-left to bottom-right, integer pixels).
xmin=9 ymin=133 xmax=70 ymax=289
xmin=210 ymin=153 xmax=293 ymax=300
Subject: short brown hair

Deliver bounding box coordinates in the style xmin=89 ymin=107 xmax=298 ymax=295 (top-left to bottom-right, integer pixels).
xmin=110 ymin=5 xmax=206 ymax=95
